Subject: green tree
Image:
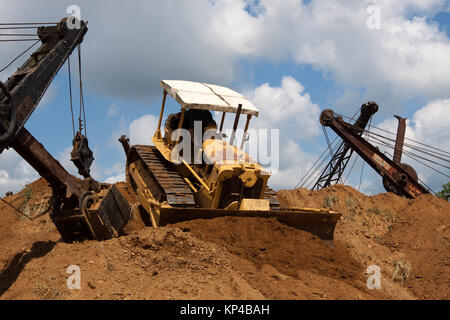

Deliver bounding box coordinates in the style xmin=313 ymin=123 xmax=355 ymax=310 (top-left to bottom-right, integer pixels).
xmin=436 ymin=182 xmax=450 ymax=201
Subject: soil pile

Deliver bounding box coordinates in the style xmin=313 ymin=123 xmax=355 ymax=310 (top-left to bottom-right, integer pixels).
xmin=0 ymin=179 xmax=448 ymax=299
xmin=278 ymin=185 xmax=449 ymax=299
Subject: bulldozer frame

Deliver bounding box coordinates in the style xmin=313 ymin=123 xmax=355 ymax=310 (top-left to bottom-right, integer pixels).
xmin=119 ymin=80 xmax=341 ymax=241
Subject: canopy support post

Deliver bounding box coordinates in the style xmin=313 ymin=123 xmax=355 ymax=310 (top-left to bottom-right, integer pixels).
xmin=219 ymin=112 xmax=226 ymax=132
xmin=240 ymin=114 xmax=252 ymax=149
xmin=174 ymin=107 xmax=186 ymax=144
xmin=155 ymin=90 xmax=167 ymax=140
xmin=229 ymin=104 xmax=242 ymax=146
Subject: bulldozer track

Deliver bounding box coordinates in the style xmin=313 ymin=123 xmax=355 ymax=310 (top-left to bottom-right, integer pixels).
xmin=133 ymin=145 xmax=281 ymax=210
xmin=264 ymin=187 xmax=281 ymax=210
xmin=134 ymin=145 xmax=196 ymax=207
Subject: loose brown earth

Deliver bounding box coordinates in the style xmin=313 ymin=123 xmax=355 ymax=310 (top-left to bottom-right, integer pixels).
xmin=0 ymin=178 xmax=448 ymax=300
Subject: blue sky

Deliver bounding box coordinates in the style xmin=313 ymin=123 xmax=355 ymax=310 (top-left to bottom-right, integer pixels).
xmin=1 ymin=0 xmax=449 ymax=195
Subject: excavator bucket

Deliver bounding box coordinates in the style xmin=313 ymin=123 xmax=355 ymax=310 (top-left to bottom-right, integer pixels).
xmin=158 ymin=207 xmax=341 ymax=241
xmin=52 ymin=183 xmax=132 ymax=243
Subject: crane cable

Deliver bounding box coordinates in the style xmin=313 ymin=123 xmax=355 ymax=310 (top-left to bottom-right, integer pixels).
xmin=339 ymin=119 xmax=450 ymax=171
xmin=295 ymin=136 xmax=341 ymax=189
xmin=342 ymin=152 xmax=358 ymax=185
xmin=77 ymin=44 xmax=87 ymax=137
xmin=357 ymin=117 xmax=372 ymax=191
xmin=299 ymin=107 xmax=448 ymax=192
xmin=359 ymin=128 xmax=449 ymax=162
xmin=340 ymin=117 xmax=372 ymax=188
xmin=305 ymin=139 xmax=343 ymax=189
xmin=0 ymin=23 xmax=58 ymax=43
xmin=0 ymin=39 xmax=40 ymax=73
xmin=366 ymin=135 xmax=450 ymax=179
xmin=67 ymin=56 xmax=76 ymax=138
xmin=0 ymin=22 xmax=59 ymax=25
xmin=0 ymin=197 xmax=32 ymax=220
xmin=323 ymin=125 xmax=334 ymax=158
xmin=298 ymin=106 xmax=363 ymax=189
xmin=67 ymin=45 xmax=88 ymax=138
xmin=335 ymin=112 xmax=450 ymax=157
xmin=365 ymin=133 xmax=450 ymax=170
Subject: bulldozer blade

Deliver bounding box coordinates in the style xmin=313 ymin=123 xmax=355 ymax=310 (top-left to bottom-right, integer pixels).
xmin=159 ymin=207 xmax=341 ymax=241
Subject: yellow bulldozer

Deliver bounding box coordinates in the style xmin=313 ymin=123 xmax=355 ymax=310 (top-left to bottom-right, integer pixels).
xmin=119 ymin=80 xmax=341 ymax=240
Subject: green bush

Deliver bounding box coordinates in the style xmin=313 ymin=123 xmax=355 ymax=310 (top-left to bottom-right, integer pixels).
xmin=436 ymin=182 xmax=450 ymax=201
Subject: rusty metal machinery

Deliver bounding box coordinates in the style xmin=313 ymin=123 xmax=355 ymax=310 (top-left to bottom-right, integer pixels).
xmin=0 ymin=19 xmax=130 ymax=242
xmin=318 ymin=107 xmax=429 ymax=198
xmin=311 ymin=101 xmax=379 ymax=190
xmin=71 ymin=131 xmax=94 ymax=179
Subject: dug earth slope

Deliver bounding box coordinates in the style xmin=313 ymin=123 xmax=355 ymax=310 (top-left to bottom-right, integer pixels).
xmin=0 ymin=179 xmax=448 ymax=299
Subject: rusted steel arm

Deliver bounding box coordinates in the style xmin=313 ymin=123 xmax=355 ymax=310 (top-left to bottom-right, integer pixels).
xmin=312 ymin=101 xmax=378 ymax=190
xmin=393 ymin=115 xmax=407 ymax=164
xmin=0 ymin=19 xmax=131 ymax=243
xmin=0 ymin=18 xmax=87 ymax=151
xmin=0 ymin=18 xmax=91 ymax=198
xmin=11 ymin=127 xmax=85 ymax=198
xmin=320 ymin=109 xmax=429 ymax=198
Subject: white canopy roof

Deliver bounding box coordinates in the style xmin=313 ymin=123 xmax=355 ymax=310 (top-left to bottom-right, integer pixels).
xmin=160 ymin=80 xmax=259 ymax=116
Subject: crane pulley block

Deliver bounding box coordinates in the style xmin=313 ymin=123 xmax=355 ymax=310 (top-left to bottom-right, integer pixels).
xmin=71 ymin=131 xmax=94 ymax=179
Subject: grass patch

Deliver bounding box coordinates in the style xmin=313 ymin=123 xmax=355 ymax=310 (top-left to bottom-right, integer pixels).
xmin=368 ymin=207 xmax=381 ymax=215
xmin=33 ymin=282 xmax=61 ymax=300
xmin=19 ymin=187 xmax=33 ymax=220
xmin=392 ymin=259 xmax=411 ymax=284
xmin=345 ymin=197 xmax=357 ymax=215
xmin=324 ymin=195 xmax=339 ymax=210
xmin=385 ymin=212 xmax=397 ymax=223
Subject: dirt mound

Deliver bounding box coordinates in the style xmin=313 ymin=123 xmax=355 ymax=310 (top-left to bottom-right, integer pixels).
xmin=171 ymin=216 xmax=384 ymax=299
xmin=0 ymin=179 xmax=58 ymax=271
xmin=1 ymin=227 xmax=263 ymax=300
xmin=0 ymin=179 xmax=448 ymax=299
xmin=278 ymin=184 xmax=450 ymax=299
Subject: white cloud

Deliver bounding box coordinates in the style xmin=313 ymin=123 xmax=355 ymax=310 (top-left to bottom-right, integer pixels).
xmin=108 ymin=115 xmax=128 ymax=151
xmin=0 ymin=149 xmax=39 ymax=196
xmin=246 ymin=76 xmax=321 ymax=140
xmin=129 ymin=114 xmax=159 ymax=145
xmin=235 ymin=76 xmax=321 ymax=189
xmin=245 ymin=0 xmax=450 ymax=110
xmin=267 ymin=138 xmax=316 ymax=190
xmin=1 ymin=0 xmax=449 ymax=108
xmin=375 ymin=98 xmax=450 ymax=191
xmin=358 ymin=178 xmax=378 ymax=195
xmin=104 ymin=173 xmax=125 ymax=184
